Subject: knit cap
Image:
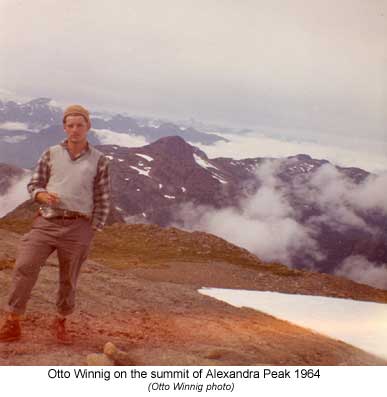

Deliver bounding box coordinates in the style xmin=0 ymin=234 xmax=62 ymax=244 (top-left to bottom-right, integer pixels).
xmin=63 ymin=104 xmax=91 ymax=125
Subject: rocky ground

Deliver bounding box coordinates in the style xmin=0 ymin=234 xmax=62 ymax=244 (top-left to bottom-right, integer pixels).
xmin=0 ymin=225 xmax=386 ymax=366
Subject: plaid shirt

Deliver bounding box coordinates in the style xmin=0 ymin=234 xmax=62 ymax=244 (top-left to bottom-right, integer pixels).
xmin=27 ymin=140 xmax=111 ymax=230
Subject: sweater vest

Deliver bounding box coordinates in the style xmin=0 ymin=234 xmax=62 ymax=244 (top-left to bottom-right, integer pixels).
xmin=45 ymin=144 xmax=103 ymax=216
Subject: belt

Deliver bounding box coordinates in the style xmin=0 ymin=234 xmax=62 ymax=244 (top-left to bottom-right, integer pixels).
xmin=38 ymin=208 xmax=90 ymax=221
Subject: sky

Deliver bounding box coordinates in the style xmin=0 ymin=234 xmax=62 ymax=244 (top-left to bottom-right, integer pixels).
xmin=1 ymin=0 xmax=386 ymax=157
xmin=0 ymin=1 xmax=387 ymax=284
xmin=199 ymin=288 xmax=387 ymax=360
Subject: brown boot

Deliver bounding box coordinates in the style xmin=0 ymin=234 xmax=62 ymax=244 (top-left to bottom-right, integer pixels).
xmin=0 ymin=318 xmax=21 ymax=342
xmin=53 ymin=317 xmax=73 ymax=345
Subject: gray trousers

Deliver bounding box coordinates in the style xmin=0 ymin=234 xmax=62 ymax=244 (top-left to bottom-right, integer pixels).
xmin=5 ymin=216 xmax=94 ymax=316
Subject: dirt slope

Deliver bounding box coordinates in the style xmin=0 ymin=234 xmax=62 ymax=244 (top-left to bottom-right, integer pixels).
xmin=0 ymin=225 xmax=386 ymax=366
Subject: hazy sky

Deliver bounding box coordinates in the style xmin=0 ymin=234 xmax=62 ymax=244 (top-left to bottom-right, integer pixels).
xmin=1 ymin=1 xmax=386 ymax=144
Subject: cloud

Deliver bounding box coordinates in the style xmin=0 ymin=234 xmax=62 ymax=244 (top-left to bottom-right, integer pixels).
xmin=91 ymin=128 xmax=147 ymax=147
xmin=299 ymin=164 xmax=375 ymax=233
xmin=350 ymin=173 xmax=387 ymax=214
xmin=335 ymin=255 xmax=387 ymax=290
xmin=192 ymin=132 xmax=387 ymax=174
xmin=173 ymin=159 xmax=322 ymax=267
xmin=0 ymin=122 xmax=29 ymax=131
xmin=173 ymin=155 xmax=387 ymax=275
xmin=297 ymin=164 xmax=387 ymax=234
xmin=1 ymin=135 xmax=27 ymax=143
xmin=0 ymin=173 xmax=31 ymax=217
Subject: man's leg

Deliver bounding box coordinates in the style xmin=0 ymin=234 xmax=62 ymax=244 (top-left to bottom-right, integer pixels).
xmin=56 ymin=219 xmax=93 ymax=316
xmin=54 ymin=218 xmax=94 ymax=343
xmin=1 ymin=218 xmax=56 ymax=341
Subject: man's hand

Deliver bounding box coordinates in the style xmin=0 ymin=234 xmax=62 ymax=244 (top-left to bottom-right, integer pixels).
xmin=36 ymin=191 xmax=60 ymax=206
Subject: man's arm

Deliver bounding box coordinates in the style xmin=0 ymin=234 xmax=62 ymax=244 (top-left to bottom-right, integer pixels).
xmin=92 ymin=155 xmax=111 ymax=231
xmin=27 ymin=149 xmax=51 ymax=201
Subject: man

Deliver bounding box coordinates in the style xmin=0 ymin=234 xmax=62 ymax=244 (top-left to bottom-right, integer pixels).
xmin=0 ymin=104 xmax=110 ymax=344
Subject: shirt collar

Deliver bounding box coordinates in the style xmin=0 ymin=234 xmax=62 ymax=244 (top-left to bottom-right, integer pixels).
xmin=60 ymin=139 xmax=90 ymax=160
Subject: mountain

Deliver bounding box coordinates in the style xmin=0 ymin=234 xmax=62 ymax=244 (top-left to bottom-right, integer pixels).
xmin=1 ymin=135 xmax=387 ymax=281
xmin=0 ymin=224 xmax=386 ymax=365
xmin=89 ymin=138 xmax=387 ymax=277
xmin=0 ymin=97 xmax=228 ymax=167
xmin=0 ymin=97 xmax=62 ymax=128
xmin=102 ymin=135 xmax=257 ymax=225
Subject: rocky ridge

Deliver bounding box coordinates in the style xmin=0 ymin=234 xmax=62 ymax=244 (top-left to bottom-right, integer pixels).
xmin=0 ymin=222 xmax=386 ymax=366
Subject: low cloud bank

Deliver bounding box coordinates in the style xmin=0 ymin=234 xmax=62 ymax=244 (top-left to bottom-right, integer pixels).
xmin=174 ymin=158 xmax=387 ymax=287
xmin=1 ymin=135 xmax=27 ymax=143
xmin=0 ymin=173 xmax=31 ymax=217
xmin=293 ymin=163 xmax=387 ymax=233
xmin=0 ymin=121 xmax=29 ymax=131
xmin=174 ymin=160 xmax=323 ymax=267
xmin=335 ymin=255 xmax=387 ymax=290
xmin=192 ymin=132 xmax=387 ymax=174
xmin=92 ymin=128 xmax=147 ymax=148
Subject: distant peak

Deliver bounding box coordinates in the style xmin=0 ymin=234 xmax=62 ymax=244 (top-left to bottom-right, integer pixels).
xmin=157 ymin=135 xmax=187 ymax=144
xmin=289 ymin=154 xmax=312 ymax=161
xmin=26 ymin=97 xmax=53 ymax=105
xmin=159 ymin=122 xmax=180 ymax=129
xmin=286 ymin=153 xmax=331 ymax=166
xmin=144 ymin=135 xmax=195 ymax=159
xmin=148 ymin=135 xmax=190 ymax=147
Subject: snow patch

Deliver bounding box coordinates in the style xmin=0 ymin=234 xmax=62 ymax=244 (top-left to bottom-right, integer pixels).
xmin=296 ymin=163 xmax=315 ymax=173
xmin=211 ymin=174 xmax=228 ymax=184
xmin=199 ymin=288 xmax=387 ymax=360
xmin=193 ymin=154 xmax=219 ymax=170
xmin=136 ymin=153 xmax=154 ymax=162
xmin=130 ymin=166 xmax=151 ymax=177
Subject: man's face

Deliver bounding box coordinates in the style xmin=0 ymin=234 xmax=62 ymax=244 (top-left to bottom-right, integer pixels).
xmin=63 ymin=115 xmax=90 ymax=144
